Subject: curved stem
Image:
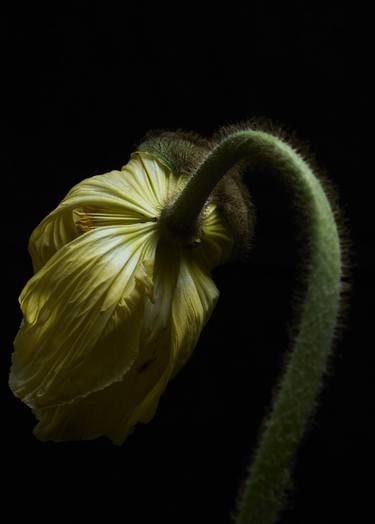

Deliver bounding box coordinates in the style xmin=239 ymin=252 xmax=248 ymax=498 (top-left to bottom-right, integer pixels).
xmin=167 ymin=130 xmax=343 ymax=524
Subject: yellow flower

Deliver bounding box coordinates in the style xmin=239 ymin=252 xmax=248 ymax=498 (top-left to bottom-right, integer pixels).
xmin=10 ymin=152 xmax=233 ymax=444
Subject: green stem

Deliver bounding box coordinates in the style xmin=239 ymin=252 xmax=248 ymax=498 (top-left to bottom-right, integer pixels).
xmin=167 ymin=130 xmax=342 ymax=524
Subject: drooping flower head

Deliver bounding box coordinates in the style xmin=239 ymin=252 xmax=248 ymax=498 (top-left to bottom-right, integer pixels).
xmin=9 ymin=122 xmax=346 ymax=524
xmin=10 ymin=137 xmax=250 ymax=444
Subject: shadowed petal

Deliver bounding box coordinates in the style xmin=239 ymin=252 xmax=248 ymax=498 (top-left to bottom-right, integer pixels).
xmin=10 ymin=222 xmax=157 ymax=409
xmin=30 ymin=240 xmax=179 ymax=444
xmin=200 ymin=202 xmax=234 ymax=269
xmin=171 ymin=258 xmax=220 ymax=378
xmin=32 ymin=334 xmax=173 ymax=444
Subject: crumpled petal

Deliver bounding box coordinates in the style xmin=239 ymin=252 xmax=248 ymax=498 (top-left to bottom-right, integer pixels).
xmin=29 ymin=152 xmax=177 ymax=272
xmin=29 ymin=236 xmax=221 ymax=444
xmin=32 ymin=332 xmax=173 ymax=444
xmin=10 ymin=222 xmax=157 ymax=409
xmin=30 ymin=240 xmax=178 ymax=444
xmin=31 ymin=328 xmax=173 ymax=444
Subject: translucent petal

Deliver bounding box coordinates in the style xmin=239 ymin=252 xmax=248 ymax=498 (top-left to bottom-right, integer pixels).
xmin=29 ymin=240 xmax=179 ymax=444
xmin=10 ymin=222 xmax=157 ymax=409
xmin=124 ymin=152 xmax=179 ymax=213
xmin=20 ymin=231 xmax=225 ymax=443
xmin=29 ymin=152 xmax=178 ymax=272
xmin=163 ymin=202 xmax=231 ymax=377
xmin=170 ymin=257 xmax=219 ymax=377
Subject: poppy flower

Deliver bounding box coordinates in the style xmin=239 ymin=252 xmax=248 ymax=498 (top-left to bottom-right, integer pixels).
xmin=10 ymin=151 xmax=233 ymax=444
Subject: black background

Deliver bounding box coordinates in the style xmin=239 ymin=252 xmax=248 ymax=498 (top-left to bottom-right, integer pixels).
xmin=2 ymin=3 xmax=372 ymax=523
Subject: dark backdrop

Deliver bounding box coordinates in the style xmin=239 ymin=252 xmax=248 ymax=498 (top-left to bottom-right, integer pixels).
xmin=2 ymin=4 xmax=372 ymax=524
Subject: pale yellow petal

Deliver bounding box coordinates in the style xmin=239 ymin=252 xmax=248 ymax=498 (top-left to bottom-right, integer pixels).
xmin=170 ymin=257 xmax=219 ymax=377
xmin=162 ymin=202 xmax=231 ymax=377
xmin=29 ymin=152 xmax=177 ymax=272
xmin=10 ymin=222 xmax=157 ymax=409
xmin=30 ymin=239 xmax=179 ymax=444
xmin=124 ymin=152 xmax=179 ymax=213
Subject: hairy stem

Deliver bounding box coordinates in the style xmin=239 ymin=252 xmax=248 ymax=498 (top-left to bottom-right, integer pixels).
xmin=166 ymin=130 xmax=343 ymax=524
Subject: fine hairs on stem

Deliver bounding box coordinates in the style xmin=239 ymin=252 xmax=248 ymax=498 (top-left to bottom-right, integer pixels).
xmin=164 ymin=122 xmax=350 ymax=524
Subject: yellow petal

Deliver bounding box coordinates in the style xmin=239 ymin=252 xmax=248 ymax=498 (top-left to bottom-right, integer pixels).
xmin=165 ymin=202 xmax=231 ymax=376
xmin=10 ymin=222 xmax=157 ymax=409
xmin=29 ymin=239 xmax=179 ymax=444
xmin=125 ymin=152 xmax=179 ymax=212
xmin=32 ymin=337 xmax=172 ymax=444
xmin=170 ymin=257 xmax=219 ymax=377
xmin=29 ymin=152 xmax=178 ymax=272
xmin=200 ymin=202 xmax=234 ymax=269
